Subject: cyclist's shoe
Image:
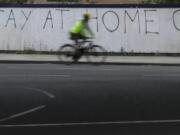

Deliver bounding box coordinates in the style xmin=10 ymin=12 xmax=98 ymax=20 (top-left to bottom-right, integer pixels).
xmin=73 ymin=54 xmax=80 ymax=62
xmin=79 ymin=48 xmax=85 ymax=53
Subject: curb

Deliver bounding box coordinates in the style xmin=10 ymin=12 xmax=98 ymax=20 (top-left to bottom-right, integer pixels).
xmin=0 ymin=60 xmax=180 ymax=66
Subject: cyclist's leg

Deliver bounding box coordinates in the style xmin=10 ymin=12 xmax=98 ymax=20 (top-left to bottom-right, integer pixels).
xmin=70 ymin=33 xmax=82 ymax=61
xmin=79 ymin=34 xmax=87 ymax=41
xmin=70 ymin=32 xmax=87 ymax=45
xmin=70 ymin=32 xmax=78 ymax=45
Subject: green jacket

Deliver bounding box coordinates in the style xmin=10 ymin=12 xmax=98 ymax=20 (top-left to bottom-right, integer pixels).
xmin=70 ymin=20 xmax=93 ymax=37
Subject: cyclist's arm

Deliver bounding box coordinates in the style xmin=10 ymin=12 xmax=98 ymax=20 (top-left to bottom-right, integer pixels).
xmin=86 ymin=24 xmax=94 ymax=38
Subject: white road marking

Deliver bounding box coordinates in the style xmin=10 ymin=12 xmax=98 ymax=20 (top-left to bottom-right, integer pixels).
xmin=25 ymin=87 xmax=55 ymax=99
xmin=1 ymin=119 xmax=180 ymax=127
xmin=0 ymin=105 xmax=46 ymax=123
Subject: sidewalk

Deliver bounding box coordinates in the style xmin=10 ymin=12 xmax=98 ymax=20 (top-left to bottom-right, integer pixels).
xmin=0 ymin=54 xmax=180 ymax=65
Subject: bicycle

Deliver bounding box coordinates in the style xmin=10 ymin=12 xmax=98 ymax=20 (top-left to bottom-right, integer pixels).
xmin=57 ymin=39 xmax=107 ymax=64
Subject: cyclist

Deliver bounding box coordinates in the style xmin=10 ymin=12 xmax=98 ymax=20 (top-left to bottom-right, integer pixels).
xmin=69 ymin=13 xmax=94 ymax=47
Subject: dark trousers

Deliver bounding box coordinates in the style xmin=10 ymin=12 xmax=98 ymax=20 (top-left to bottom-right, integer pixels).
xmin=70 ymin=33 xmax=86 ymax=45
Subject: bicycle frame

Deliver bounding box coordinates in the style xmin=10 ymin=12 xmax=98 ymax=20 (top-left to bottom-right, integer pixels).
xmin=76 ymin=40 xmax=93 ymax=48
xmin=71 ymin=40 xmax=93 ymax=61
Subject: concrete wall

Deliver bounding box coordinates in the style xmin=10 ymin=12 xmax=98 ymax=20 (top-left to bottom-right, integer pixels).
xmin=0 ymin=5 xmax=180 ymax=53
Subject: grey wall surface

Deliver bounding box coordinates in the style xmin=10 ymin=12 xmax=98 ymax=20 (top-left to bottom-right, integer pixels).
xmin=0 ymin=6 xmax=180 ymax=53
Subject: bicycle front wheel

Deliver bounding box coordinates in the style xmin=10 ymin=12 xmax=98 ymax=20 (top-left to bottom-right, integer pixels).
xmin=57 ymin=44 xmax=76 ymax=64
xmin=86 ymin=45 xmax=107 ymax=64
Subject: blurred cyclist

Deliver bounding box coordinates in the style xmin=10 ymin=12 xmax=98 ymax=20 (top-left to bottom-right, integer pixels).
xmin=69 ymin=13 xmax=94 ymax=46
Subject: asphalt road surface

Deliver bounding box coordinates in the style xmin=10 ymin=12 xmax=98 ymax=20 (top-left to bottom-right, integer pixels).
xmin=0 ymin=64 xmax=180 ymax=135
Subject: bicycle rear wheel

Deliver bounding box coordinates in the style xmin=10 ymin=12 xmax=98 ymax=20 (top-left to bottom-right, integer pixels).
xmin=57 ymin=44 xmax=76 ymax=64
xmin=86 ymin=45 xmax=107 ymax=64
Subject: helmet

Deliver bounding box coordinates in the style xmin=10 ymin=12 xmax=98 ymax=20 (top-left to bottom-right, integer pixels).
xmin=83 ymin=13 xmax=91 ymax=20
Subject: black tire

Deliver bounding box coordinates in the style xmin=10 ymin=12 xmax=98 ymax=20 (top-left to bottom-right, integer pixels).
xmin=57 ymin=44 xmax=76 ymax=64
xmin=86 ymin=45 xmax=107 ymax=64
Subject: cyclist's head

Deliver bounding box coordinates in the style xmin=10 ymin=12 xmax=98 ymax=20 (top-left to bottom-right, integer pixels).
xmin=83 ymin=13 xmax=90 ymax=22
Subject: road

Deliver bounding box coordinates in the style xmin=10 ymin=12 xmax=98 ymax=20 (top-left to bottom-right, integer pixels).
xmin=0 ymin=64 xmax=180 ymax=135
